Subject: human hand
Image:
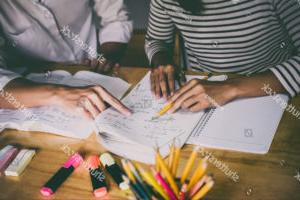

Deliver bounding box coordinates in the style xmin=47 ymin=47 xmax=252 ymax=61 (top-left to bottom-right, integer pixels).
xmin=150 ymin=65 xmax=186 ymax=99
xmin=167 ymin=79 xmax=239 ymax=113
xmin=55 ymin=85 xmax=131 ymax=119
xmin=82 ymin=58 xmax=120 ymax=74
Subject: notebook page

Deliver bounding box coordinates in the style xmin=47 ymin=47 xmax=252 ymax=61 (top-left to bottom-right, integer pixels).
xmin=95 ymin=72 xmax=205 ymax=160
xmin=0 ymin=106 xmax=94 ymax=138
xmin=0 ymin=71 xmax=130 ymax=138
xmin=73 ymin=71 xmax=131 ymax=99
xmin=26 ymin=70 xmax=72 ymax=84
xmin=187 ymin=95 xmax=289 ymax=153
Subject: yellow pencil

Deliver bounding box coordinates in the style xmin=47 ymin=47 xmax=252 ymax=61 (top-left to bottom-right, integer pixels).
xmin=155 ymin=149 xmax=160 ymax=172
xmin=156 ymin=149 xmax=179 ymax=195
xmin=121 ymin=159 xmax=136 ymax=182
xmin=154 ymin=103 xmax=174 ymax=118
xmin=171 ymin=145 xmax=181 ymax=177
xmin=180 ymin=146 xmax=200 ymax=184
xmin=187 ymin=157 xmax=208 ymax=190
xmin=191 ymin=180 xmax=214 ymax=200
xmin=135 ymin=163 xmax=169 ymax=200
xmin=168 ymin=143 xmax=175 ymax=171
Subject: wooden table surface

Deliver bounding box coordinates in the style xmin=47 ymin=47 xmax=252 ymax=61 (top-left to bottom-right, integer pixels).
xmin=0 ymin=67 xmax=299 ymax=200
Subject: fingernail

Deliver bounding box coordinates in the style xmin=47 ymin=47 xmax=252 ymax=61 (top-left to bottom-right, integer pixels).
xmin=126 ymin=110 xmax=132 ymax=116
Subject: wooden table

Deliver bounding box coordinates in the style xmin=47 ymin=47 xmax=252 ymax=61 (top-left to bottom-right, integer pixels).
xmin=0 ymin=67 xmax=299 ymax=200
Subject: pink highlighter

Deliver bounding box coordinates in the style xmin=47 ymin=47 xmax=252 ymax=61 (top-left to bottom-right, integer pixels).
xmin=0 ymin=145 xmax=18 ymax=176
xmin=40 ymin=153 xmax=83 ymax=196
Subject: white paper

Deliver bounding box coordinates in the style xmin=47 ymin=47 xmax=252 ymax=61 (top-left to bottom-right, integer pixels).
xmin=95 ymin=72 xmax=205 ymax=163
xmin=0 ymin=70 xmax=131 ymax=139
xmin=186 ymin=95 xmax=289 ymax=154
xmin=0 ymin=106 xmax=94 ymax=139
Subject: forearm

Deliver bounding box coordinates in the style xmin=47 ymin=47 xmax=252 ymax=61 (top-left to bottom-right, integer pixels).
xmin=230 ymin=70 xmax=288 ymax=99
xmin=0 ymin=78 xmax=58 ymax=109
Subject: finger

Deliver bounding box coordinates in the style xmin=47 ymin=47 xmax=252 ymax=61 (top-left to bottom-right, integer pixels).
xmin=181 ymin=95 xmax=198 ymax=109
xmin=95 ymin=59 xmax=108 ymax=73
xmin=168 ymin=85 xmax=201 ymax=114
xmin=113 ymin=63 xmax=121 ymax=76
xmin=94 ymin=87 xmax=132 ymax=116
xmin=103 ymin=61 xmax=113 ymax=73
xmin=81 ymin=97 xmax=99 ymax=119
xmin=159 ymin=70 xmax=168 ymax=99
xmin=189 ymin=99 xmax=212 ymax=112
xmin=87 ymin=92 xmax=106 ymax=112
xmin=91 ymin=59 xmax=98 ymax=69
xmin=154 ymin=71 xmax=161 ymax=98
xmin=168 ymin=79 xmax=200 ymax=104
xmin=180 ymin=72 xmax=187 ymax=85
xmin=167 ymin=70 xmax=175 ymax=96
xmin=75 ymin=106 xmax=93 ymax=120
xmin=150 ymin=71 xmax=156 ymax=95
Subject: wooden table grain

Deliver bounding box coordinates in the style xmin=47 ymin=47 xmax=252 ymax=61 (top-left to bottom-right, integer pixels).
xmin=0 ymin=67 xmax=299 ymax=200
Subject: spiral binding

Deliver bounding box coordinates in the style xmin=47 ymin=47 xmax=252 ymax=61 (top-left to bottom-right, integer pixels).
xmin=191 ymin=108 xmax=216 ymax=137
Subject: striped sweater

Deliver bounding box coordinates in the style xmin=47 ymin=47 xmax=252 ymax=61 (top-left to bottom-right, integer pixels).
xmin=145 ymin=0 xmax=300 ymax=97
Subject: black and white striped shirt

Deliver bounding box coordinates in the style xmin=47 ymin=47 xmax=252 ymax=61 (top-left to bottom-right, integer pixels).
xmin=145 ymin=0 xmax=300 ymax=97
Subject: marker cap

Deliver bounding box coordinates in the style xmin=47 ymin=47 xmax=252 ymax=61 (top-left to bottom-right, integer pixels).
xmin=94 ymin=187 xmax=108 ymax=197
xmin=40 ymin=187 xmax=53 ymax=196
xmin=63 ymin=153 xmax=83 ymax=168
xmin=87 ymin=155 xmax=100 ymax=170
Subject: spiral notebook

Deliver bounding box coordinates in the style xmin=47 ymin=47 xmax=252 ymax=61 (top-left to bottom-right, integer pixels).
xmin=186 ymin=94 xmax=289 ymax=154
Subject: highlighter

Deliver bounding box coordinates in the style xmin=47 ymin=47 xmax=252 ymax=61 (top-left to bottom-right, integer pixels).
xmin=40 ymin=153 xmax=83 ymax=196
xmin=99 ymin=153 xmax=129 ymax=191
xmin=87 ymin=156 xmax=108 ymax=197
xmin=5 ymin=149 xmax=35 ymax=176
xmin=0 ymin=145 xmax=18 ymax=176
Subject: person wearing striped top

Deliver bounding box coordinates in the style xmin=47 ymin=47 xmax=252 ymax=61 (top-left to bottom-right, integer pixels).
xmin=145 ymin=0 xmax=300 ymax=113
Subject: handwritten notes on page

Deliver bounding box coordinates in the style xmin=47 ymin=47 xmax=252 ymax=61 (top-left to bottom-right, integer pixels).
xmin=0 ymin=70 xmax=131 ymax=138
xmin=95 ymin=72 xmax=205 ymax=163
xmin=0 ymin=106 xmax=94 ymax=139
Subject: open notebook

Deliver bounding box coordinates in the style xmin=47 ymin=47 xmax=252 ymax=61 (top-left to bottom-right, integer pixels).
xmin=186 ymin=95 xmax=289 ymax=154
xmin=96 ymin=72 xmax=288 ymax=163
xmin=95 ymin=72 xmax=205 ymax=163
xmin=0 ymin=70 xmax=131 ymax=138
